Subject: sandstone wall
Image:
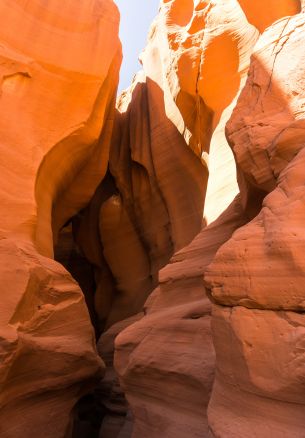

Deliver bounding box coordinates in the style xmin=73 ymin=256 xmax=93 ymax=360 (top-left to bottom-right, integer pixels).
xmin=113 ymin=0 xmax=257 ymax=436
xmin=113 ymin=1 xmax=305 ymax=437
xmin=0 ymin=1 xmax=121 ymax=436
xmin=205 ymin=11 xmax=305 ymax=437
xmin=1 ymin=1 xmax=304 ymax=437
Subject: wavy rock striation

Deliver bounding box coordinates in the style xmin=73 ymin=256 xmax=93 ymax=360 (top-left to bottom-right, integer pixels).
xmin=1 ymin=0 xmax=305 ymax=437
xmin=75 ymin=0 xmax=259 ymax=332
xmin=205 ymin=10 xmax=305 ymax=438
xmin=0 ymin=1 xmax=121 ymax=436
xmin=112 ymin=0 xmax=259 ymax=436
xmin=113 ymin=1 xmax=305 ymax=437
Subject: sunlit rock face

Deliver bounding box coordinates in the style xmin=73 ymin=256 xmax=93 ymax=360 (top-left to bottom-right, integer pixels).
xmin=75 ymin=0 xmax=260 ymax=332
xmin=1 ymin=0 xmax=304 ymax=436
xmin=112 ymin=0 xmax=259 ymax=436
xmin=205 ymin=10 xmax=305 ymax=437
xmin=143 ymin=0 xmax=259 ymax=153
xmin=237 ymin=0 xmax=300 ymax=32
xmin=0 ymin=0 xmax=121 ymax=256
xmin=76 ymin=70 xmax=207 ymax=331
xmin=0 ymin=0 xmax=121 ymax=436
xmin=112 ymin=1 xmax=305 ymax=437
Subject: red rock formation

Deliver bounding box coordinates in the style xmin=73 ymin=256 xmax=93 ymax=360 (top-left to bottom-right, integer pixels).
xmin=114 ymin=197 xmax=246 ymax=438
xmin=111 ymin=1 xmax=258 ymax=436
xmin=112 ymin=2 xmax=305 ymax=437
xmin=75 ymin=72 xmax=207 ymax=331
xmin=205 ymin=10 xmax=305 ymax=437
xmin=2 ymin=0 xmax=305 ymax=437
xmin=0 ymin=1 xmax=121 ymax=436
xmin=75 ymin=0 xmax=259 ymax=332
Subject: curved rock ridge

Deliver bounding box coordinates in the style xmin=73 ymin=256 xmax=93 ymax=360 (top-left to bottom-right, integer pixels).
xmin=206 ymin=12 xmax=305 ymax=311
xmin=141 ymin=0 xmax=259 ymax=155
xmin=0 ymin=236 xmax=104 ymax=438
xmin=75 ymin=71 xmax=207 ymax=331
xmin=110 ymin=2 xmax=305 ymax=437
xmin=0 ymin=0 xmax=121 ymax=257
xmin=110 ymin=1 xmax=262 ymax=435
xmin=205 ymin=10 xmax=305 ymax=437
xmin=1 ymin=1 xmax=304 ymax=437
xmin=0 ymin=1 xmax=121 ymax=436
xmin=114 ymin=196 xmax=246 ymax=438
xmin=75 ymin=0 xmax=259 ymax=332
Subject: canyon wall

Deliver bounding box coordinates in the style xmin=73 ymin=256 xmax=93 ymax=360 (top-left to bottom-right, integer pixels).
xmin=75 ymin=0 xmax=263 ymax=333
xmin=75 ymin=69 xmax=207 ymax=331
xmin=1 ymin=0 xmax=305 ymax=437
xmin=205 ymin=11 xmax=305 ymax=437
xmin=114 ymin=1 xmax=305 ymax=437
xmin=0 ymin=1 xmax=121 ymax=437
xmin=113 ymin=0 xmax=257 ymax=436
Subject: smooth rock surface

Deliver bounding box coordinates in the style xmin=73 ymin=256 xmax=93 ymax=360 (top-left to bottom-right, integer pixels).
xmin=114 ymin=196 xmax=246 ymax=438
xmin=0 ymin=1 xmax=121 ymax=436
xmin=113 ymin=3 xmax=305 ymax=438
xmin=76 ymin=0 xmax=259 ymax=331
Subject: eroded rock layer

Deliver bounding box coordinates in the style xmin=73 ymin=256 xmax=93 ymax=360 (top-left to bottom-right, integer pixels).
xmin=205 ymin=10 xmax=305 ymax=437
xmin=111 ymin=0 xmax=260 ymax=435
xmin=2 ymin=0 xmax=305 ymax=437
xmin=76 ymin=0 xmax=259 ymax=332
xmin=0 ymin=1 xmax=121 ymax=436
xmin=114 ymin=197 xmax=247 ymax=438
xmin=112 ymin=1 xmax=305 ymax=437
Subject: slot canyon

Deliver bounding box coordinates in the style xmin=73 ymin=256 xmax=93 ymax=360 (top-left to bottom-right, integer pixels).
xmin=0 ymin=0 xmax=305 ymax=437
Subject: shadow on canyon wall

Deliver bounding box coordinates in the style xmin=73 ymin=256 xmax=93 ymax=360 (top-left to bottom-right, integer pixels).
xmin=56 ymin=48 xmax=299 ymax=436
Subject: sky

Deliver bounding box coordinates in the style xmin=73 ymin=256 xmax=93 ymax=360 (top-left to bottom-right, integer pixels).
xmin=115 ymin=0 xmax=160 ymax=92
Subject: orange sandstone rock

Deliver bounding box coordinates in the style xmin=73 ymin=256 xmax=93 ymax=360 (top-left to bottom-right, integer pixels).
xmin=111 ymin=1 xmax=260 ymax=435
xmin=112 ymin=2 xmax=305 ymax=437
xmin=114 ymin=197 xmax=246 ymax=438
xmin=0 ymin=0 xmax=121 ymax=257
xmin=205 ymin=10 xmax=305 ymax=437
xmin=206 ymin=13 xmax=305 ymax=310
xmin=76 ymin=0 xmax=259 ymax=331
xmin=0 ymin=0 xmax=121 ymax=436
xmin=237 ymin=0 xmax=301 ymax=32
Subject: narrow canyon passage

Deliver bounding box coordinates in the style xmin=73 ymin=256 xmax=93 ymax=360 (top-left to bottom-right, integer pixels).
xmin=0 ymin=1 xmax=305 ymax=438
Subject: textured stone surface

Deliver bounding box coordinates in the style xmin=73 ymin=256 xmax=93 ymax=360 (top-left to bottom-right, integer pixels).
xmin=0 ymin=1 xmax=121 ymax=436
xmin=2 ymin=0 xmax=305 ymax=437
xmin=208 ymin=306 xmax=305 ymax=438
xmin=0 ymin=0 xmax=121 ymax=256
xmin=206 ymin=13 xmax=305 ymax=310
xmin=205 ymin=10 xmax=305 ymax=437
xmin=112 ymin=0 xmax=258 ymax=431
xmin=0 ymin=237 xmax=104 ymax=438
xmin=113 ymin=2 xmax=305 ymax=438
xmin=97 ymin=315 xmax=141 ymax=438
xmin=236 ymin=0 xmax=300 ymax=32
xmin=114 ymin=197 xmax=246 ymax=438
xmin=75 ymin=71 xmax=207 ymax=331
xmin=76 ymin=0 xmax=259 ymax=331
